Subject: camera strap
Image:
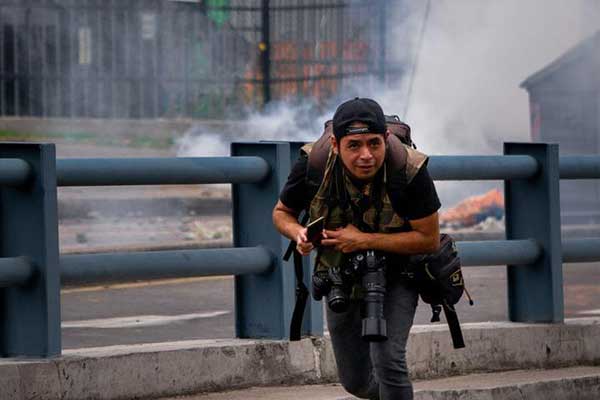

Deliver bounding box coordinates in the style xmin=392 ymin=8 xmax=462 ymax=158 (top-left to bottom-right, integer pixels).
xmin=289 ymin=248 xmax=309 ymax=341
xmin=284 ymin=212 xmax=310 ymax=341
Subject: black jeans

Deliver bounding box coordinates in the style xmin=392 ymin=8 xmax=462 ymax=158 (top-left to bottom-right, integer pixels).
xmin=326 ymin=279 xmax=418 ymax=400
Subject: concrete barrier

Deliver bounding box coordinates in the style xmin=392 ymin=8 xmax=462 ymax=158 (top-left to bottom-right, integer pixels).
xmin=1 ymin=319 xmax=599 ymax=400
xmin=408 ymin=318 xmax=600 ymax=379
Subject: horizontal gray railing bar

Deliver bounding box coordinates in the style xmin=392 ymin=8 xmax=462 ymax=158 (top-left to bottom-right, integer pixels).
xmin=60 ymin=247 xmax=274 ymax=286
xmin=0 ymin=256 xmax=35 ymax=287
xmin=0 ymin=158 xmax=32 ymax=187
xmin=562 ymin=238 xmax=600 ymax=263
xmin=559 ymin=155 xmax=600 ymax=179
xmin=428 ymin=155 xmax=538 ymax=180
xmin=56 ymin=157 xmax=270 ymax=186
xmin=456 ymin=239 xmax=542 ymax=266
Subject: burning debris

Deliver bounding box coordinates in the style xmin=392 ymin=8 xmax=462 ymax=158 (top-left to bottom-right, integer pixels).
xmin=440 ymin=189 xmax=504 ymax=229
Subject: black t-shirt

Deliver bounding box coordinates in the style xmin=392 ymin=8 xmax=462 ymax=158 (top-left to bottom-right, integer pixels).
xmin=279 ymin=155 xmax=441 ymax=220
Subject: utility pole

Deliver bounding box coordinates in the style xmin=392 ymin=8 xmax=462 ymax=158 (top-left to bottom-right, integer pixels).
xmin=378 ymin=0 xmax=386 ymax=83
xmin=261 ymin=0 xmax=272 ymax=107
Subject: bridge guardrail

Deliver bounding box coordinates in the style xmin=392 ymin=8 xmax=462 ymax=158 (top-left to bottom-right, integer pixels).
xmin=0 ymin=142 xmax=599 ymax=358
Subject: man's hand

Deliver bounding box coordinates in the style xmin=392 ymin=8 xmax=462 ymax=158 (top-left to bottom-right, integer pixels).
xmin=321 ymin=224 xmax=366 ymax=253
xmin=273 ymin=200 xmax=317 ymax=257
xmin=295 ymin=227 xmax=315 ymax=256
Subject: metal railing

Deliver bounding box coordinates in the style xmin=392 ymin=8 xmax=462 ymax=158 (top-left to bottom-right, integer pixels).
xmin=56 ymin=157 xmax=270 ymax=186
xmin=0 ymin=141 xmax=599 ymax=358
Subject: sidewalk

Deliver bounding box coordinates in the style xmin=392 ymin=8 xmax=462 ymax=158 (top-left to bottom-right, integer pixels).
xmin=165 ymin=366 xmax=600 ymax=400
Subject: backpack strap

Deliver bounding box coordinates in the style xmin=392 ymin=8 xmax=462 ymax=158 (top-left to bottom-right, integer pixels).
xmin=303 ymin=121 xmax=333 ymax=199
xmin=384 ymin=134 xmax=429 ymax=218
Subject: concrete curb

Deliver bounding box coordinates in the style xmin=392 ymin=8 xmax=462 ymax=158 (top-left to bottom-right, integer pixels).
xmin=0 ymin=337 xmax=337 ymax=400
xmin=1 ymin=319 xmax=599 ymax=400
xmin=413 ymin=367 xmax=600 ymax=400
xmin=417 ymin=376 xmax=600 ymax=400
xmin=408 ymin=318 xmax=600 ymax=379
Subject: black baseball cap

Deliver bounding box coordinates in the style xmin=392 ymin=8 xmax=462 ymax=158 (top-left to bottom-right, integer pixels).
xmin=332 ymin=97 xmax=386 ymax=140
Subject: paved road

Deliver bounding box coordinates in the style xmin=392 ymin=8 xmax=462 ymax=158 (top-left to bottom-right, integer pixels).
xmin=61 ymin=262 xmax=600 ymax=349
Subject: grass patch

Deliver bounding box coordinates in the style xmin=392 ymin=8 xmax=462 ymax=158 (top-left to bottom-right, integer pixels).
xmin=0 ymin=130 xmax=175 ymax=149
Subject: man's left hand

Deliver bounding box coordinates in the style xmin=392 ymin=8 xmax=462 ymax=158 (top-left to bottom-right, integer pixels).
xmin=321 ymin=224 xmax=366 ymax=253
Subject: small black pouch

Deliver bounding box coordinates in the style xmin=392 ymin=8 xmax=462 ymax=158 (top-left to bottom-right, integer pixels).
xmin=408 ymin=234 xmax=470 ymax=349
xmin=409 ymin=234 xmax=464 ymax=306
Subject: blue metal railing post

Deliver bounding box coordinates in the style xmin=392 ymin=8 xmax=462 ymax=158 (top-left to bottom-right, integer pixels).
xmin=0 ymin=143 xmax=61 ymax=357
xmin=504 ymin=143 xmax=563 ymax=322
xmin=289 ymin=141 xmax=323 ymax=337
xmin=232 ymin=142 xmax=295 ymax=339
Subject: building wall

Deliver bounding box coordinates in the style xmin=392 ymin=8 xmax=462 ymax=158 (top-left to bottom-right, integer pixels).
xmin=525 ymin=36 xmax=600 ymax=223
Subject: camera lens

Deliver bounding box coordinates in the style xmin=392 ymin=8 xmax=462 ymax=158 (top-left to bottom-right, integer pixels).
xmin=362 ymin=318 xmax=387 ymax=342
xmin=361 ymin=251 xmax=387 ymax=342
xmin=328 ymin=286 xmax=349 ymax=313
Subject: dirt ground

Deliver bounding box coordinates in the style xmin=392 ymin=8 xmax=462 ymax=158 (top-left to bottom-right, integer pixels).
xmin=36 ymin=139 xmax=234 ymax=253
xmin=58 ymin=181 xmax=234 ymax=253
xmin=60 ymin=213 xmax=233 ymax=254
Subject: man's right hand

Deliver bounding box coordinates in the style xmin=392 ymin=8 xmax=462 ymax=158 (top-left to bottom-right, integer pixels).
xmin=272 ymin=199 xmax=316 ymax=256
xmin=296 ymin=227 xmax=315 ymax=256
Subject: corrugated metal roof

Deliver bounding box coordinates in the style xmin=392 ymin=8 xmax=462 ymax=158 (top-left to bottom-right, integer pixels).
xmin=520 ymin=29 xmax=600 ymax=89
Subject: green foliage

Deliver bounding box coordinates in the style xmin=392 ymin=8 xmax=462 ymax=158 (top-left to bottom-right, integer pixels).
xmin=206 ymin=0 xmax=230 ymax=27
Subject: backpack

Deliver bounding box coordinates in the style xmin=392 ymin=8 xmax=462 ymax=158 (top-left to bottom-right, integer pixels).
xmin=303 ymin=115 xmax=417 ymax=202
xmin=301 ymin=115 xmax=428 ymax=217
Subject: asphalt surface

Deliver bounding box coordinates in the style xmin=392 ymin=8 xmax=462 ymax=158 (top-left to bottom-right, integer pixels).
xmin=61 ymin=261 xmax=600 ymax=349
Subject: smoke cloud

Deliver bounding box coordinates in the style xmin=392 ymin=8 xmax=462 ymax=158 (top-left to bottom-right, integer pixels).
xmin=176 ymin=101 xmax=331 ymax=157
xmin=391 ymin=0 xmax=600 ymax=205
xmin=177 ymin=0 xmax=600 ymax=207
xmin=397 ymin=0 xmax=597 ymax=155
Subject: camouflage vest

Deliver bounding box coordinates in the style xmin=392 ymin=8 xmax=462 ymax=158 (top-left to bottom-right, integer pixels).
xmin=301 ymin=135 xmax=428 ymax=272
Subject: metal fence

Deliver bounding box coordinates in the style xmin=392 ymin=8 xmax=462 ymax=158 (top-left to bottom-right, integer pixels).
xmin=0 ymin=0 xmax=399 ymax=119
xmin=1 ymin=141 xmax=600 ymax=358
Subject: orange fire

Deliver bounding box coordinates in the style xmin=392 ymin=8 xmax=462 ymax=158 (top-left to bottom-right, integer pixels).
xmin=440 ymin=189 xmax=504 ymax=227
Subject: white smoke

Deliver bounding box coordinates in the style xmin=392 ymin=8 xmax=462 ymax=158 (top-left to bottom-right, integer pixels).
xmin=385 ymin=0 xmax=598 ymax=206
xmin=244 ymin=102 xmax=330 ymax=142
xmin=399 ymin=0 xmax=596 ymax=157
xmin=176 ymin=0 xmax=599 ymax=207
xmin=176 ymin=101 xmax=331 ymax=157
xmin=176 ymin=130 xmax=229 ymax=157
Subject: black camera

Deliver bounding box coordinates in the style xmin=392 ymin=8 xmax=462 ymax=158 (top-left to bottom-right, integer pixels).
xmin=312 ymin=264 xmax=354 ymax=313
xmin=312 ymin=250 xmax=388 ymax=342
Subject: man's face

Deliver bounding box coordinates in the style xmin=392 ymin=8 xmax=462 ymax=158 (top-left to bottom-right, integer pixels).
xmin=331 ymin=122 xmax=388 ymax=182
